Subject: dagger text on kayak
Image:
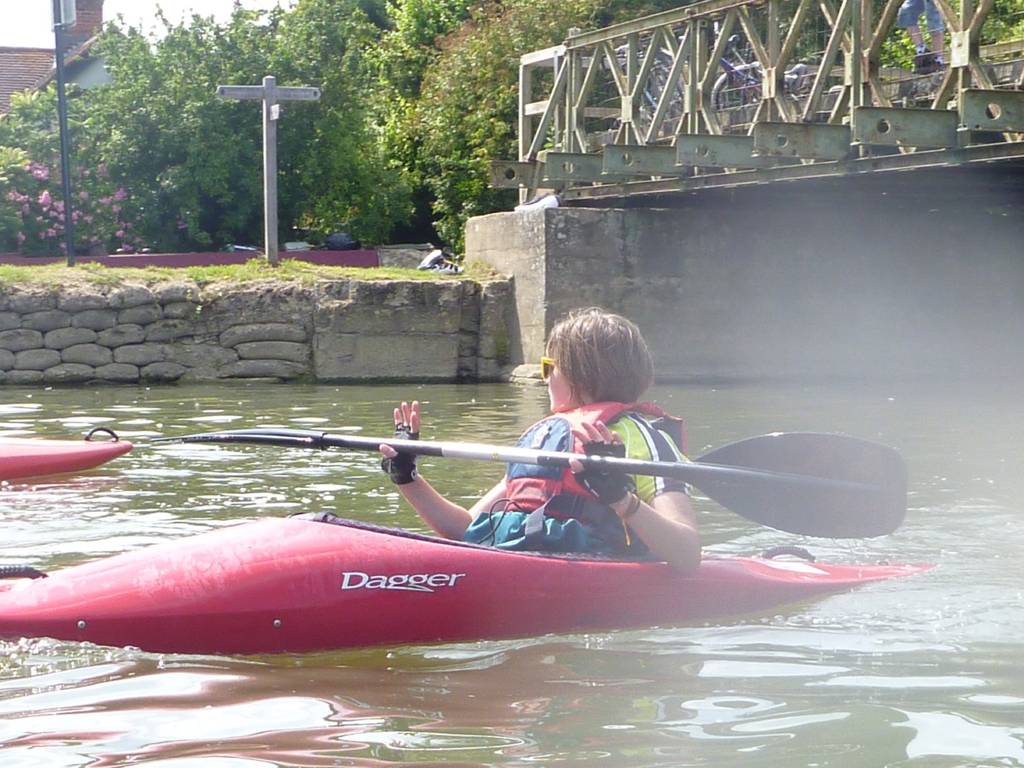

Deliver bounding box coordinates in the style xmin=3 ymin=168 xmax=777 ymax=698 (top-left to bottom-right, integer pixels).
xmin=340 ymin=571 xmax=467 ymax=592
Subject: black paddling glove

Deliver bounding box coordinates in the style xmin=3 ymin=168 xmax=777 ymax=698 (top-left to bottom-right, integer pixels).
xmin=577 ymin=441 xmax=635 ymax=505
xmin=381 ymin=424 xmax=419 ymax=485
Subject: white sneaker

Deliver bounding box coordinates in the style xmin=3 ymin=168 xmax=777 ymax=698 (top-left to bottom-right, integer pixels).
xmin=514 ymin=193 xmax=560 ymax=213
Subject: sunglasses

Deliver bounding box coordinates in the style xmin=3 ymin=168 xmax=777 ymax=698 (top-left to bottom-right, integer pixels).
xmin=540 ymin=356 xmax=556 ymax=381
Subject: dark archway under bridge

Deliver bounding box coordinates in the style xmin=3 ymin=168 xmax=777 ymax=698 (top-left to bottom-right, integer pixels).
xmin=467 ymin=146 xmax=1024 ymax=383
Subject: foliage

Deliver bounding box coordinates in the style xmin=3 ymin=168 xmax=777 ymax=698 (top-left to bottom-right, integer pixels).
xmin=875 ymin=0 xmax=1024 ymax=69
xmin=2 ymin=0 xmax=1023 ymax=257
xmin=1 ymin=1 xmax=410 ymax=256
xmin=0 ymin=147 xmax=30 ymax=248
xmin=412 ymin=0 xmax=683 ymax=250
xmin=0 ymin=90 xmax=142 ymax=255
xmin=87 ymin=10 xmax=277 ymax=252
xmin=2 ymin=155 xmax=139 ymax=257
xmin=368 ymin=0 xmax=477 ymax=242
xmin=88 ymin=2 xmax=410 ymax=250
xmin=269 ymin=0 xmax=412 ymax=243
xmin=982 ymin=0 xmax=1024 ymax=43
xmin=377 ymin=0 xmax=475 ymax=99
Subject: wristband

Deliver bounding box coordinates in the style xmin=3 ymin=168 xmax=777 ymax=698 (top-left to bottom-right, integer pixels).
xmin=381 ymin=425 xmax=419 ymax=485
xmin=615 ymin=493 xmax=642 ymax=521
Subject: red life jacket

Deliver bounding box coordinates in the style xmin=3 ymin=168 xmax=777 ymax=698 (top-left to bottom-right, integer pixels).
xmin=504 ymin=401 xmax=685 ymax=518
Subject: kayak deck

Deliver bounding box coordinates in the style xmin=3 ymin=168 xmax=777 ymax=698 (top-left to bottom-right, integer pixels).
xmin=0 ymin=516 xmax=931 ymax=655
xmin=0 ymin=437 xmax=133 ymax=482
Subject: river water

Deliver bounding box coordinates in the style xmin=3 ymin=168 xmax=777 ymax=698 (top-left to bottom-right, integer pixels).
xmin=0 ymin=380 xmax=1022 ymax=767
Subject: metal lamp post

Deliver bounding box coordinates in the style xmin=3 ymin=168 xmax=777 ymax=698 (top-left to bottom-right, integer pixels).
xmin=51 ymin=0 xmax=77 ymax=264
xmin=51 ymin=0 xmax=76 ymax=266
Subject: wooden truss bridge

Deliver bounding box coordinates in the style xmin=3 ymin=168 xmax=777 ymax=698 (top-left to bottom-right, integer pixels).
xmin=490 ymin=0 xmax=1024 ymax=201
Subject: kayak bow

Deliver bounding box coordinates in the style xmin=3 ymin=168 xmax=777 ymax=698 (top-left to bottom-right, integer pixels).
xmin=0 ymin=434 xmax=132 ymax=482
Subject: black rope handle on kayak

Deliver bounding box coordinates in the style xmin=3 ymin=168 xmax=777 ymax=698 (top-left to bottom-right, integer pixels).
xmin=761 ymin=545 xmax=816 ymax=562
xmin=0 ymin=565 xmax=47 ymax=580
xmin=85 ymin=427 xmax=120 ymax=442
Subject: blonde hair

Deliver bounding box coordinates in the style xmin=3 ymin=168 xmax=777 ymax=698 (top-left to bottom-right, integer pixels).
xmin=546 ymin=307 xmax=654 ymax=404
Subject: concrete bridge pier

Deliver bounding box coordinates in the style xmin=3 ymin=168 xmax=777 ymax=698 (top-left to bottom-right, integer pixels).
xmin=467 ymin=174 xmax=1024 ymax=382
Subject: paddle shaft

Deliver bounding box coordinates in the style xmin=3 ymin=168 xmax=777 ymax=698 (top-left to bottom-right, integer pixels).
xmin=168 ymin=428 xmax=871 ymax=493
xmin=160 ymin=427 xmax=906 ymax=537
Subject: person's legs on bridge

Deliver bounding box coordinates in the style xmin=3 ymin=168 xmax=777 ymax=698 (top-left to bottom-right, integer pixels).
xmin=924 ymin=0 xmax=945 ymax=67
xmin=897 ymin=0 xmax=946 ymax=73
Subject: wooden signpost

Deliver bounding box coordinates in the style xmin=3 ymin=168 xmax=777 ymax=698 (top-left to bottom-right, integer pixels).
xmin=216 ymin=76 xmax=321 ymax=265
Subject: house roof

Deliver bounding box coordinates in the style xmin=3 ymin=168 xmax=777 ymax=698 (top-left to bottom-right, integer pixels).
xmin=0 ymin=37 xmax=106 ymax=115
xmin=0 ymin=47 xmax=55 ymax=114
xmin=37 ymin=36 xmax=102 ymax=88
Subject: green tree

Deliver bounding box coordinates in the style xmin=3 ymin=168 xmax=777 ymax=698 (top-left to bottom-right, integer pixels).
xmin=270 ymin=0 xmax=412 ymax=243
xmin=87 ymin=11 xmax=274 ymax=250
xmin=412 ymin=0 xmax=682 ymax=250
xmin=90 ymin=2 xmax=408 ymax=250
xmin=2 ymin=1 xmax=410 ymax=255
xmin=982 ymin=0 xmax=1024 ymax=42
xmin=377 ymin=0 xmax=474 ymax=99
xmin=371 ymin=0 xmax=476 ymax=242
xmin=0 ymin=88 xmax=142 ymax=255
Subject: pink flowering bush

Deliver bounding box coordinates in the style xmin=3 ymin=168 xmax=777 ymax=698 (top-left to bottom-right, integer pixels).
xmin=0 ymin=107 xmax=143 ymax=257
xmin=0 ymin=148 xmax=30 ymax=247
xmin=1 ymin=157 xmax=143 ymax=256
xmin=0 ymin=90 xmax=147 ymax=256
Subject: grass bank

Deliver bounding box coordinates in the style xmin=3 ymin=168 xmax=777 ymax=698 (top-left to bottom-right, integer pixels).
xmin=0 ymin=258 xmax=502 ymax=290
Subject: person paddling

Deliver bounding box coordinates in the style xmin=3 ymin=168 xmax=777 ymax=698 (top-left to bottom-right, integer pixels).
xmin=379 ymin=307 xmax=700 ymax=572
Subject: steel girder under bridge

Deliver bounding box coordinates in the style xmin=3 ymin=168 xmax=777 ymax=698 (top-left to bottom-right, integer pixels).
xmin=490 ymin=0 xmax=1024 ymax=201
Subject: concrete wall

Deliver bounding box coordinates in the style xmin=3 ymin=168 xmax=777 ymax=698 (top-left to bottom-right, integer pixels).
xmin=466 ymin=183 xmax=1024 ymax=381
xmin=0 ymin=277 xmax=515 ymax=385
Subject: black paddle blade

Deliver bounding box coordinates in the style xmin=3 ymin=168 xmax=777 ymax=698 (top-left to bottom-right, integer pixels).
xmin=695 ymin=433 xmax=907 ymax=538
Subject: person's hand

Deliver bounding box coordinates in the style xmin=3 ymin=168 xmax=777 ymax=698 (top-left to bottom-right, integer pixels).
xmin=379 ymin=401 xmax=421 ymax=485
xmin=571 ymin=421 xmax=635 ymax=505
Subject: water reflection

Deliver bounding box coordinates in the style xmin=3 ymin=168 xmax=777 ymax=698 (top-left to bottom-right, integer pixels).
xmin=0 ymin=381 xmax=1022 ymax=766
xmin=899 ymin=710 xmax=1024 ymax=763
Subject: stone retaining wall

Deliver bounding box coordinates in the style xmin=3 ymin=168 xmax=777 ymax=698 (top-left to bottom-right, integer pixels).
xmin=0 ymin=278 xmax=514 ymax=385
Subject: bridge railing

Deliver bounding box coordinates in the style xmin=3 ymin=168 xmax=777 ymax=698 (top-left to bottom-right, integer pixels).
xmin=493 ymin=0 xmax=1024 ymax=198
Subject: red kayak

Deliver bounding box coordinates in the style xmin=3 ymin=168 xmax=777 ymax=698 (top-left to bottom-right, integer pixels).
xmin=0 ymin=516 xmax=931 ymax=655
xmin=0 ymin=435 xmax=132 ymax=482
